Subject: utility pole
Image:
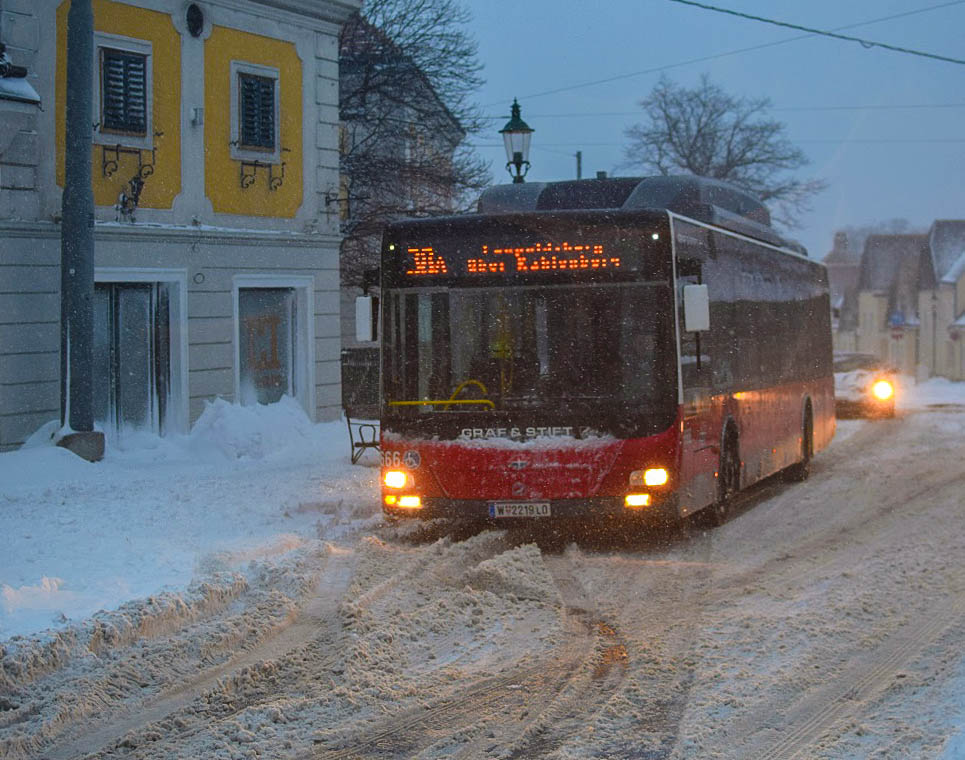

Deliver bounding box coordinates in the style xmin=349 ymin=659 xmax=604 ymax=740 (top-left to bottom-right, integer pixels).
xmin=59 ymin=0 xmax=104 ymax=461
xmin=575 ymin=150 xmax=582 ymax=180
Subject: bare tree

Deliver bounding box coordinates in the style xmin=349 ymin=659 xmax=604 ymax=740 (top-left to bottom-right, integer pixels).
xmin=338 ymin=0 xmax=489 ymax=287
xmin=622 ymin=74 xmax=825 ymax=228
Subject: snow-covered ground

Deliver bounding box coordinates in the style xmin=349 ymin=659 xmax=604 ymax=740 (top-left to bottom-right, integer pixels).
xmin=0 ymin=396 xmax=381 ymax=640
xmin=3 ymin=377 xmax=959 ymax=643
xmin=1 ymin=378 xmax=963 ymax=758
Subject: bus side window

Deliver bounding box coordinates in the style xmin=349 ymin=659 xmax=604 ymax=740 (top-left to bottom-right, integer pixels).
xmin=678 ymin=272 xmax=712 ymax=401
xmin=674 ymin=220 xmax=716 ymax=405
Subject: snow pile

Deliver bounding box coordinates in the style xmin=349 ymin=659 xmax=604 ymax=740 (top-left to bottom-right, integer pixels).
xmin=0 ymin=548 xmax=325 ymax=760
xmin=187 ymin=396 xmax=329 ymax=462
xmin=0 ymin=399 xmax=380 ymax=641
xmin=463 ymin=543 xmax=561 ymax=603
xmin=899 ymin=376 xmax=965 ymax=410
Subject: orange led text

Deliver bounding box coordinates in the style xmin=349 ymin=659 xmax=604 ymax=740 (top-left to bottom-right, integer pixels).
xmin=405 ymin=246 xmax=449 ymax=276
xmin=476 ymin=242 xmax=620 ymax=273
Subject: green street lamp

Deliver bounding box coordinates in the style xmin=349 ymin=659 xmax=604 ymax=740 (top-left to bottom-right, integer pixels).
xmin=499 ymin=98 xmax=533 ymax=183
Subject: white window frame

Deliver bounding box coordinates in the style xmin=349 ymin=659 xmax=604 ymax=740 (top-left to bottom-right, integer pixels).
xmin=92 ymin=32 xmax=154 ymax=151
xmin=232 ymin=274 xmax=315 ymax=418
xmin=94 ymin=267 xmax=189 ymax=434
xmin=229 ymin=60 xmax=281 ymax=164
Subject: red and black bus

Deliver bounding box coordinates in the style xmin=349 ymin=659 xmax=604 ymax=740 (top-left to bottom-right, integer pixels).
xmin=375 ymin=176 xmax=834 ymax=527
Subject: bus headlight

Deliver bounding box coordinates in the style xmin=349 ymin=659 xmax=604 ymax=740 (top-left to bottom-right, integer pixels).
xmin=629 ymin=467 xmax=669 ymax=487
xmin=383 ymin=470 xmax=409 ymax=489
xmin=625 ymin=493 xmax=651 ymax=508
xmin=872 ymin=380 xmax=894 ymax=401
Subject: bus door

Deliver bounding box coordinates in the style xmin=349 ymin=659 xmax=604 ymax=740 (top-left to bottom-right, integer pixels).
xmin=675 ymin=223 xmax=719 ymax=513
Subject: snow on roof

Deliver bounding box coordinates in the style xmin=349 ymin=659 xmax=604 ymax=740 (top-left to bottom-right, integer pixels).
xmin=941 ymin=250 xmax=965 ymax=285
xmin=929 ymin=220 xmax=965 ymax=282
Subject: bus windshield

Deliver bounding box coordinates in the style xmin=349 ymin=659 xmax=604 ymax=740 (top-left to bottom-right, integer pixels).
xmin=383 ymin=282 xmax=675 ymax=417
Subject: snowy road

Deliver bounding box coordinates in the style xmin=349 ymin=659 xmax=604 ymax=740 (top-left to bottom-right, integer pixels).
xmin=2 ymin=408 xmax=965 ymax=759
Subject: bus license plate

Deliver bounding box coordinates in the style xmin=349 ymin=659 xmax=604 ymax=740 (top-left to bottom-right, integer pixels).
xmin=488 ymin=502 xmax=552 ymax=518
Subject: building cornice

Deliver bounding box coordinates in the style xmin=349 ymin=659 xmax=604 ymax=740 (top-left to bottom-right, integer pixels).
xmin=0 ymin=221 xmax=342 ymax=247
xmin=204 ymin=0 xmax=360 ymax=30
xmin=251 ymin=0 xmax=360 ymax=25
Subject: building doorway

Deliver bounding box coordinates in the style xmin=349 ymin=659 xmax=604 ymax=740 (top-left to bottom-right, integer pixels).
xmin=93 ymin=281 xmax=171 ymax=437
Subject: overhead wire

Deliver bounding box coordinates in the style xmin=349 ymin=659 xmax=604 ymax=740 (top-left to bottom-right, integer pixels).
xmin=484 ymin=103 xmax=965 ymax=121
xmin=481 ymin=1 xmax=965 ymax=106
xmin=471 ymin=139 xmax=965 ymax=148
xmin=666 ymin=0 xmax=965 ymax=66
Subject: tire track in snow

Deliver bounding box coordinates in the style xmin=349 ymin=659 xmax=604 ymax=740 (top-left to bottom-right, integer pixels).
xmin=452 ymin=555 xmax=631 ymax=760
xmin=83 ymin=531 xmax=515 ymax=759
xmin=37 ymin=547 xmax=360 ymax=760
xmin=749 ymin=594 xmax=965 ymax=760
xmin=306 ymin=551 xmax=628 ymax=760
xmin=669 ymin=411 xmax=965 ymax=758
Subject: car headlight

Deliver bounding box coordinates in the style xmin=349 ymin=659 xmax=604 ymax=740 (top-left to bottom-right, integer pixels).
xmin=872 ymin=380 xmax=894 ymax=401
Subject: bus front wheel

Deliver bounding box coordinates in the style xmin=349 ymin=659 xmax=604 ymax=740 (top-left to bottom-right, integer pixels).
xmin=700 ymin=432 xmax=740 ymax=528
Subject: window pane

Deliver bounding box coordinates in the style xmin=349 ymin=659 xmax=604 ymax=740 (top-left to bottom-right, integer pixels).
xmin=239 ymin=288 xmax=296 ymax=405
xmin=116 ymin=285 xmax=154 ymax=429
xmin=92 ymin=286 xmax=112 ymax=424
xmin=385 ymin=283 xmax=674 ymax=414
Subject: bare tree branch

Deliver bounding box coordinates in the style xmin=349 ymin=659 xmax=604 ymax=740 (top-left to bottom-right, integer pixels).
xmin=338 ymin=0 xmax=490 ymax=287
xmin=622 ymin=74 xmax=826 ymax=229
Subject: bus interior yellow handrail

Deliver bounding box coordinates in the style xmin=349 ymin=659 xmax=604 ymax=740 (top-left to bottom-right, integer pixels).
xmin=449 ymin=379 xmax=489 ymax=400
xmin=387 ymin=398 xmax=495 ymax=408
xmin=388 ymin=379 xmax=493 ymax=410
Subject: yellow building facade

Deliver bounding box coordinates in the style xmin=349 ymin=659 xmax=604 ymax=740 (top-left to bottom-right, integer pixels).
xmin=1 ymin=0 xmax=359 ymax=451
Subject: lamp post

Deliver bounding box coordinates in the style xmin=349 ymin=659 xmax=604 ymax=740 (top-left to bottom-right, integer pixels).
xmin=499 ymin=98 xmax=533 ymax=183
xmin=59 ymin=0 xmax=104 ymax=462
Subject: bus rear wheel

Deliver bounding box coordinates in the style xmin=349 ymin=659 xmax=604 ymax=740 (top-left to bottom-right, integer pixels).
xmin=784 ymin=407 xmax=813 ymax=483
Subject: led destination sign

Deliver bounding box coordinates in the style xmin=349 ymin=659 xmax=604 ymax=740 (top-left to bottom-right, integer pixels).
xmin=404 ymin=241 xmax=622 ymax=278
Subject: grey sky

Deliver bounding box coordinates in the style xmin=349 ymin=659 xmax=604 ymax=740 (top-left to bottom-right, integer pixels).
xmin=467 ymin=0 xmax=965 ymax=259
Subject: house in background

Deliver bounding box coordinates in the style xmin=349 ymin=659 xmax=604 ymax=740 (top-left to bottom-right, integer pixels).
xmin=823 ymin=231 xmax=860 ymax=352
xmin=0 ymin=0 xmax=359 ymax=452
xmin=853 ymin=233 xmax=927 ymax=376
xmin=335 ymin=13 xmax=466 ymax=410
xmin=828 ymin=220 xmax=965 ymax=381
xmin=918 ymin=220 xmax=965 ymax=380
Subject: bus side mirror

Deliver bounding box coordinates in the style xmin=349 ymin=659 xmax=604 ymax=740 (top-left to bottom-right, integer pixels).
xmin=683 ymin=284 xmax=710 ymax=332
xmin=355 ymin=295 xmax=376 ymax=343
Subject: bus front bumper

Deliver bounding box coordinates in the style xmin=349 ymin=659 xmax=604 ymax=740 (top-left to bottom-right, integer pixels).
xmin=382 ymin=494 xmax=680 ymax=523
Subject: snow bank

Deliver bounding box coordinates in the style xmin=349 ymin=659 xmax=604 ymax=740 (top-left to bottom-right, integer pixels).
xmin=899 ymin=376 xmax=965 ymax=410
xmin=0 ymin=398 xmax=380 ymax=641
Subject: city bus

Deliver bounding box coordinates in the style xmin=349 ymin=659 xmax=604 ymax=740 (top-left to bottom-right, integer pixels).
xmin=373 ymin=176 xmax=834 ymax=527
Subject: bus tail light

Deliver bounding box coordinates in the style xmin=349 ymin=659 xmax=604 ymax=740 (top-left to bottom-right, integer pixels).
xmin=383 ymin=470 xmax=409 ymax=489
xmin=625 ymin=493 xmax=651 ymax=508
